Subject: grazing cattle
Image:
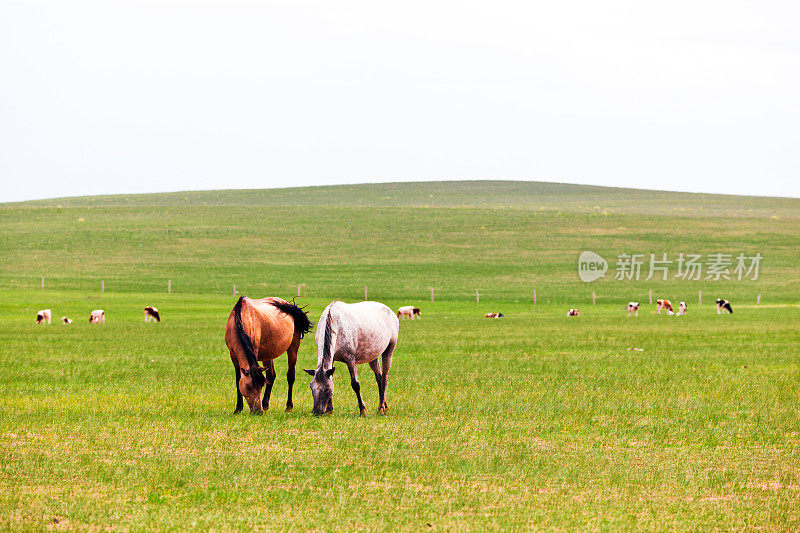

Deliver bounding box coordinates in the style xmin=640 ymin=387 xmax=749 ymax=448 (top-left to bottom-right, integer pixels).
xmin=61 ymin=316 xmax=73 ymax=325
xmin=89 ymin=309 xmax=105 ymax=324
xmin=484 ymin=312 xmax=504 ymax=318
xmin=626 ymin=302 xmax=639 ymax=316
xmin=144 ymin=306 xmax=161 ymax=322
xmin=678 ymin=301 xmax=688 ymax=316
xmin=225 ymin=296 xmax=312 ymax=414
xmin=567 ymin=308 xmax=580 ymax=317
xmin=656 ymin=299 xmax=674 ymax=315
xmin=716 ymin=298 xmax=733 ymax=314
xmin=36 ymin=309 xmax=52 ymax=325
xmin=397 ymin=305 xmax=421 ymax=320
xmin=304 ymin=300 xmax=398 ymax=416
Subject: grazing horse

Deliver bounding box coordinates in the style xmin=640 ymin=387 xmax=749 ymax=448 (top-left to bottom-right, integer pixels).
xmin=397 ymin=305 xmax=421 ymax=320
xmin=678 ymin=301 xmax=688 ymax=316
xmin=567 ymin=308 xmax=580 ymax=317
xmin=627 ymin=302 xmax=639 ymax=316
xmin=144 ymin=306 xmax=161 ymax=322
xmin=304 ymin=301 xmax=399 ymax=416
xmin=36 ymin=309 xmax=52 ymax=324
xmin=716 ymin=298 xmax=733 ymax=314
xmin=89 ymin=310 xmax=105 ymax=323
xmin=225 ymin=296 xmax=312 ymax=414
xmin=484 ymin=312 xmax=504 ymax=318
xmin=61 ymin=316 xmax=73 ymax=325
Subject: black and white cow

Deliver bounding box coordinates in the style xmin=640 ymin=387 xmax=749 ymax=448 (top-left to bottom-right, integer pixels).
xmin=36 ymin=309 xmax=52 ymax=324
xmin=144 ymin=306 xmax=161 ymax=322
xmin=716 ymin=298 xmax=733 ymax=314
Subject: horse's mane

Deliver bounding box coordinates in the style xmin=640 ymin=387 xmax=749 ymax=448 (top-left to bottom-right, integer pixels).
xmin=233 ymin=296 xmax=265 ymax=388
xmin=317 ymin=309 xmax=334 ymax=380
xmin=271 ymin=299 xmax=313 ymax=339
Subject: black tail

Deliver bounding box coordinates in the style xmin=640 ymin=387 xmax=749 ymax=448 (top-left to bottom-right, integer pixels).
xmin=233 ymin=296 xmax=265 ymax=388
xmin=272 ymin=299 xmax=313 ymax=338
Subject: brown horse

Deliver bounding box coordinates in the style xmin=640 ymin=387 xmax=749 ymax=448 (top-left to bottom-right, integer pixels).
xmin=225 ymin=296 xmax=312 ymax=414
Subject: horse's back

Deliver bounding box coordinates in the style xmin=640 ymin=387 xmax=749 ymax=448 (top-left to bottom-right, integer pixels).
xmin=323 ymin=301 xmax=398 ymax=363
xmin=228 ymin=297 xmax=295 ymax=360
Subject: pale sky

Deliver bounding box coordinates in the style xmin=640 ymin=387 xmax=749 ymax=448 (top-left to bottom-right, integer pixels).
xmin=2 ymin=1 xmax=799 ymax=202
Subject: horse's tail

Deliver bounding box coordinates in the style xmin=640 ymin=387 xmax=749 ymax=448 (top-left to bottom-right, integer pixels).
xmin=272 ymin=299 xmax=313 ymax=339
xmin=233 ymin=296 xmax=265 ymax=388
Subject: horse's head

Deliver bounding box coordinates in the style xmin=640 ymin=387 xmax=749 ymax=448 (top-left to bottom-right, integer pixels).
xmin=304 ymin=367 xmax=335 ymax=415
xmin=239 ymin=364 xmax=268 ymax=414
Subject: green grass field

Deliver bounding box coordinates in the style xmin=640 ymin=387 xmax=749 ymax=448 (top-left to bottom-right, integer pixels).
xmin=1 ymin=181 xmax=799 ymax=530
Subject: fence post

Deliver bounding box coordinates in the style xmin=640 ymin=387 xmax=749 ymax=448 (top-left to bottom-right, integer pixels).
xmin=648 ymin=288 xmax=652 ymax=304
xmin=757 ymin=293 xmax=761 ymax=305
xmin=297 ymin=284 xmax=301 ymax=297
xmin=41 ymin=277 xmax=44 ymax=290
xmin=533 ymin=289 xmax=537 ymax=305
xmin=699 ymin=289 xmax=702 ymax=305
xmin=430 ymin=287 xmax=434 ymax=302
xmin=233 ymin=283 xmax=236 ymax=296
xmin=364 ymin=285 xmax=368 ymax=301
xmin=101 ymin=280 xmax=104 ymax=293
xmin=592 ymin=291 xmax=596 ymax=305
xmin=476 ymin=289 xmax=480 ymax=304
xmin=168 ymin=280 xmax=171 ymax=294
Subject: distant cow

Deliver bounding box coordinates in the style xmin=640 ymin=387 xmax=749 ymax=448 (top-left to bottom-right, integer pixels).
xmin=397 ymin=306 xmax=421 ymax=320
xmin=656 ymin=299 xmax=674 ymax=315
xmin=484 ymin=312 xmax=504 ymax=318
xmin=678 ymin=302 xmax=688 ymax=316
xmin=626 ymin=302 xmax=639 ymax=316
xmin=567 ymin=308 xmax=580 ymax=317
xmin=89 ymin=309 xmax=105 ymax=324
xmin=144 ymin=306 xmax=161 ymax=322
xmin=36 ymin=309 xmax=52 ymax=325
xmin=716 ymin=298 xmax=733 ymax=314
xmin=61 ymin=316 xmax=73 ymax=325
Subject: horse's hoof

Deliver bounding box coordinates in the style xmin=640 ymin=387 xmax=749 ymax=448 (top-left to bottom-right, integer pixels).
xmin=285 ymin=405 xmax=293 ymax=412
xmin=359 ymin=410 xmax=366 ymax=417
xmin=233 ymin=409 xmax=242 ymax=414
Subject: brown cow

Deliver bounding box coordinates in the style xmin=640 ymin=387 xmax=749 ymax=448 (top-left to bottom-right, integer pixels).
xmin=656 ymin=299 xmax=674 ymax=315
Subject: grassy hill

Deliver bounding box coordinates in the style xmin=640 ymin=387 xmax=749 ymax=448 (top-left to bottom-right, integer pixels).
xmin=2 ymin=181 xmax=798 ymax=303
xmin=1 ymin=181 xmax=799 ymax=530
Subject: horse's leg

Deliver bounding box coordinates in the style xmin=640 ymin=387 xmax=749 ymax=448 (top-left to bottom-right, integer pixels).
xmin=368 ymin=358 xmax=382 ymax=410
xmin=378 ymin=341 xmax=395 ymax=414
xmin=285 ymin=338 xmax=299 ymax=412
xmin=261 ymin=359 xmax=276 ymax=411
xmin=231 ymin=351 xmax=244 ymax=414
xmin=346 ymin=361 xmax=366 ymax=416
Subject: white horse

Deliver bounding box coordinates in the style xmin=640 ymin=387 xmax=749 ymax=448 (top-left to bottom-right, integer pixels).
xmin=305 ymin=301 xmax=399 ymax=416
